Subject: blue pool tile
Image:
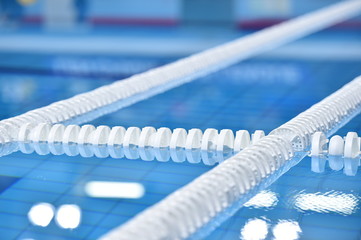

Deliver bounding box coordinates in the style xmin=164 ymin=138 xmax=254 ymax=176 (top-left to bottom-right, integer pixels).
xmin=86 ymin=226 xmax=111 ymax=240
xmin=101 ymin=158 xmax=157 ymax=171
xmin=1 ymin=188 xmax=60 ymax=203
xmin=56 ymin=195 xmax=117 ymax=213
xmin=37 ymin=160 xmax=94 ymax=174
xmin=97 ymin=214 xmax=129 ymax=228
xmin=90 ymin=166 xmax=147 ymax=180
xmin=0 ymin=175 xmax=19 ymax=193
xmin=0 ymin=227 xmax=21 ymax=239
xmin=301 ymin=214 xmax=361 ymax=231
xmin=18 ymin=230 xmax=80 ymax=240
xmin=111 ymin=202 xmax=147 ymax=217
xmin=301 ymin=223 xmax=359 ymax=240
xmin=26 ymin=169 xmax=81 ymax=184
xmin=0 ymin=165 xmax=29 ymax=177
xmin=0 ymin=212 xmax=29 ymax=230
xmin=13 ymin=178 xmax=70 ymax=193
xmin=0 ymin=199 xmax=32 ymax=215
xmin=143 ymin=171 xmax=197 ymax=185
xmin=28 ymin=222 xmax=94 ymax=240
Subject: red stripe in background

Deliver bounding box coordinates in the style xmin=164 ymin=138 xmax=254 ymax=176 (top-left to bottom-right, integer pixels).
xmin=22 ymin=16 xmax=42 ymax=23
xmin=89 ymin=17 xmax=179 ymax=26
xmin=23 ymin=16 xmax=179 ymax=26
xmin=237 ymin=18 xmax=361 ymax=30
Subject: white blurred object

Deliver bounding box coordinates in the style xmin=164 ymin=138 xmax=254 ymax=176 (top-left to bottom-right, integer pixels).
xmin=85 ymin=181 xmax=145 ymax=199
xmin=55 ymin=204 xmax=81 ymax=229
xmin=272 ymin=221 xmax=301 ymax=240
xmin=28 ymin=202 xmax=55 ymax=227
xmin=294 ymin=191 xmax=359 ymax=215
xmin=240 ymin=218 xmax=269 ymax=240
xmin=244 ymin=190 xmax=278 ymax=209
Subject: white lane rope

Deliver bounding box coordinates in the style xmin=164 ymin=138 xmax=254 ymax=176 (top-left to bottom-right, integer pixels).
xmin=17 ymin=122 xmax=361 ymax=173
xmin=17 ymin=123 xmax=265 ymax=164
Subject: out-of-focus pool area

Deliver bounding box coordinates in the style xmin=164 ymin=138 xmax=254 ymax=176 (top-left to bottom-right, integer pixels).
xmin=0 ymin=1 xmax=361 ymax=239
xmin=0 ymin=49 xmax=361 ymax=239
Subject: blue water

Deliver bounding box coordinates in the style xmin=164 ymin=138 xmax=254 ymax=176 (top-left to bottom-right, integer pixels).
xmin=0 ymin=43 xmax=361 ymax=239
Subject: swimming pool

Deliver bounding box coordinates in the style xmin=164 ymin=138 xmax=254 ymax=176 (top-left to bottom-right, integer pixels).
xmin=0 ymin=26 xmax=361 ymax=239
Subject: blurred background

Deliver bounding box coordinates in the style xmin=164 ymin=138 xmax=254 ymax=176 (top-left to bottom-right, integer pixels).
xmin=0 ymin=0 xmax=360 ymax=121
xmin=1 ymin=0 xmax=361 ymax=28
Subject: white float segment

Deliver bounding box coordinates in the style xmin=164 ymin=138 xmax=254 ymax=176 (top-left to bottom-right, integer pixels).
xmin=169 ymin=128 xmax=187 ymax=163
xmin=216 ymin=129 xmax=234 ymax=152
xmin=153 ymin=128 xmax=172 ymax=162
xmin=91 ymin=126 xmax=111 ymax=145
xmin=328 ymin=135 xmax=344 ymax=171
xmin=78 ymin=125 xmax=96 ymax=143
xmin=185 ymin=128 xmax=202 ymax=164
xmin=328 ymin=135 xmax=344 ymax=156
xmin=310 ymin=132 xmax=328 ymax=173
xmin=201 ymin=128 xmax=218 ymax=152
xmin=30 ymin=123 xmax=51 ymax=143
xmin=78 ymin=124 xmax=96 ymax=157
xmin=48 ymin=124 xmax=66 ymax=155
xmin=62 ymin=125 xmax=80 ymax=144
xmin=251 ymin=130 xmax=265 ymax=144
xmin=139 ymin=127 xmax=156 ymax=161
xmin=234 ymin=130 xmax=251 ymax=153
xmin=18 ymin=123 xmax=35 ymax=154
xmin=31 ymin=123 xmax=51 ymax=155
xmin=123 ymin=127 xmax=141 ymax=159
xmin=62 ymin=125 xmax=80 ymax=156
xmin=344 ymin=132 xmax=359 ymax=158
xmin=201 ymin=128 xmax=219 ymax=166
xmin=139 ymin=127 xmax=155 ymax=148
xmin=108 ymin=126 xmax=126 ymax=146
xmin=92 ymin=126 xmax=111 ymax=158
xmin=310 ymin=132 xmax=328 ymax=157
xmin=107 ymin=126 xmax=126 ymax=159
xmin=216 ymin=129 xmax=234 ymax=162
xmin=48 ymin=124 xmax=66 ymax=143
xmin=343 ymin=132 xmax=360 ymax=176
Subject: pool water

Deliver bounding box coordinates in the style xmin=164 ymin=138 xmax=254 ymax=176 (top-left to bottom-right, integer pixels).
xmin=0 ymin=41 xmax=361 ymax=240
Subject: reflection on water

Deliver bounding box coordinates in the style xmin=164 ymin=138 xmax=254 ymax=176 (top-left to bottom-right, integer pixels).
xmin=17 ymin=141 xmax=238 ymax=166
xmin=234 ymin=151 xmax=361 ymax=240
xmin=55 ymin=204 xmax=81 ymax=229
xmin=311 ymin=155 xmax=361 ymax=176
xmin=240 ymin=218 xmax=269 ymax=240
xmin=28 ymin=203 xmax=82 ymax=229
xmin=240 ymin=219 xmax=302 ymax=240
xmin=28 ymin=202 xmax=55 ymax=227
xmin=293 ymin=191 xmax=359 ymax=215
xmin=244 ymin=191 xmax=278 ymax=209
xmin=272 ymin=221 xmax=301 ymax=240
xmin=84 ymin=181 xmax=145 ymax=199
